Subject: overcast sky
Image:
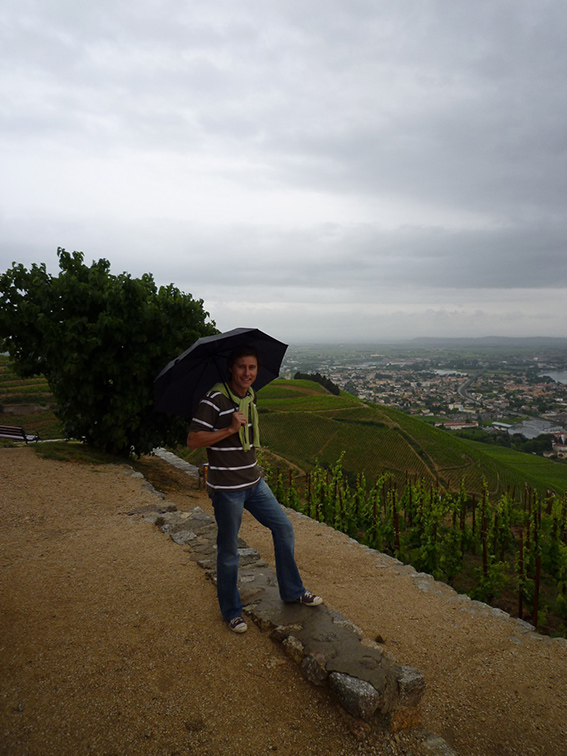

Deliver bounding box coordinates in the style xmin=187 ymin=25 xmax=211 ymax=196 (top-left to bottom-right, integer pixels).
xmin=2 ymin=0 xmax=566 ymax=344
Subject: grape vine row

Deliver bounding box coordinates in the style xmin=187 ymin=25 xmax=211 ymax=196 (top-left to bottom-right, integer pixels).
xmin=263 ymin=454 xmax=567 ymax=636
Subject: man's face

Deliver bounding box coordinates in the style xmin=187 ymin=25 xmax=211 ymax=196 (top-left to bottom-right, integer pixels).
xmin=229 ymin=355 xmax=258 ymax=396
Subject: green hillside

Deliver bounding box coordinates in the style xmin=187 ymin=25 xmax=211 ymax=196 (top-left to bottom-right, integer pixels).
xmin=248 ymin=379 xmax=567 ymax=498
xmin=0 ymin=355 xmax=64 ymax=440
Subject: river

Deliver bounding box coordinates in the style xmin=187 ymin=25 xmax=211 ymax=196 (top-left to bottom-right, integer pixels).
xmin=542 ymin=370 xmax=567 ymax=385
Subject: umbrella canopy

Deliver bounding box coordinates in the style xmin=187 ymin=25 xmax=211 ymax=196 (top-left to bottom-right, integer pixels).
xmin=154 ymin=327 xmax=288 ymax=419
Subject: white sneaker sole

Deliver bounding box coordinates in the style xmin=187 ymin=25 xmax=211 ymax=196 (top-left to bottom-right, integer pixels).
xmin=228 ymin=619 xmax=248 ymax=633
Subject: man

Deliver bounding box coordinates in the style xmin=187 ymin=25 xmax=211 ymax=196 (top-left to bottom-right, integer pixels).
xmin=187 ymin=345 xmax=322 ymax=633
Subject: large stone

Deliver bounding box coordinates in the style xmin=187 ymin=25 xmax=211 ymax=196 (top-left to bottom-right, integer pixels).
xmin=328 ymin=609 xmax=364 ymax=637
xmin=301 ymin=651 xmax=330 ymax=686
xmin=142 ymin=481 xmax=166 ymax=499
xmin=239 ymin=585 xmax=265 ymax=605
xmin=397 ymin=665 xmax=426 ymax=707
xmin=170 ymin=529 xmax=198 ymax=546
xmin=197 ymin=558 xmax=215 ymax=569
xmin=184 ymin=507 xmax=215 ymax=527
xmin=282 ymin=635 xmax=305 ymax=664
xmin=270 ymin=624 xmax=304 ymax=643
xmin=237 ymin=547 xmax=262 ymax=565
xmin=328 ymin=672 xmax=384 ymax=721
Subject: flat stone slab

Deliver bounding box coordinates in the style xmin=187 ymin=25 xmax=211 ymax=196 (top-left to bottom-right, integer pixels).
xmin=152 ymin=447 xmax=200 ymax=478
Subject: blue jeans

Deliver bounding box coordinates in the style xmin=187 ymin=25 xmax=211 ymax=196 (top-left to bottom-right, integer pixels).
xmin=211 ymin=478 xmax=305 ymax=621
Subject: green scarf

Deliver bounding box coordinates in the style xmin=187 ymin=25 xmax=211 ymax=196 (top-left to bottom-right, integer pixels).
xmin=212 ymin=382 xmax=260 ymax=452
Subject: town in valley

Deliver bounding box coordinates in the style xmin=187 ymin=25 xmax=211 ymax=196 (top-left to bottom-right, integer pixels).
xmin=280 ymin=337 xmax=567 ymax=458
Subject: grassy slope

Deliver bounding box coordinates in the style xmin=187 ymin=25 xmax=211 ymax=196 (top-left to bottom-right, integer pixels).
xmin=253 ymin=379 xmax=567 ymax=497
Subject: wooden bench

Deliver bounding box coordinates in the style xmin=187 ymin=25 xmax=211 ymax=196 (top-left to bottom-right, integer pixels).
xmin=0 ymin=424 xmax=40 ymax=443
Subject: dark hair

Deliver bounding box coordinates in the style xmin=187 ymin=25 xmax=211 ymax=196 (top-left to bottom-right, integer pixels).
xmin=227 ymin=345 xmax=261 ymax=370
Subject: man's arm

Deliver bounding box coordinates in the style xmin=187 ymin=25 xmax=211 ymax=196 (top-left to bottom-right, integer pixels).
xmin=187 ymin=410 xmax=247 ymax=450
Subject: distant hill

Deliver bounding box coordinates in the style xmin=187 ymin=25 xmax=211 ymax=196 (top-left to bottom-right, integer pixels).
xmin=410 ymin=336 xmax=567 ymax=349
xmin=251 ymin=379 xmax=567 ymax=498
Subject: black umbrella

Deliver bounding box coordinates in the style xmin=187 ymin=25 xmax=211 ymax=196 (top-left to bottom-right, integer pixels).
xmin=154 ymin=327 xmax=288 ymax=419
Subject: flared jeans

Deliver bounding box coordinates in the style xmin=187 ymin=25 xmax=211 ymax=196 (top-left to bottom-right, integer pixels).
xmin=211 ymin=478 xmax=305 ymax=621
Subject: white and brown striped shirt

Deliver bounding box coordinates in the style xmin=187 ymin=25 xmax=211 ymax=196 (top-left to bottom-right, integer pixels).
xmin=189 ymin=387 xmax=261 ymax=493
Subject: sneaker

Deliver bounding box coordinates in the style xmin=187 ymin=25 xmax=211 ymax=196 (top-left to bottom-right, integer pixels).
xmin=297 ymin=591 xmax=323 ymax=607
xmin=228 ymin=616 xmax=248 ymax=633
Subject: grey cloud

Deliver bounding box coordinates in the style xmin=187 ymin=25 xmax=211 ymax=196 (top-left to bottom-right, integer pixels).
xmin=2 ymin=0 xmax=567 ymax=341
xmin=2 ymin=202 xmax=565 ymax=297
xmin=65 ymin=216 xmax=565 ymax=293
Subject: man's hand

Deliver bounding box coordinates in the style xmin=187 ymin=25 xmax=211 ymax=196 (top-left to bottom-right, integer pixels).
xmin=187 ymin=410 xmax=247 ymax=450
xmin=230 ymin=411 xmax=247 ymax=432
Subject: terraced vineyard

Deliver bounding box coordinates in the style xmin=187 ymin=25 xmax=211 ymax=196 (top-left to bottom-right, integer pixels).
xmin=253 ymin=379 xmax=567 ymax=499
xmin=0 ymin=355 xmax=63 ymax=440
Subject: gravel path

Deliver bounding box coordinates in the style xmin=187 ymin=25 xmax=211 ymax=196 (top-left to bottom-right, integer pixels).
xmin=1 ymin=447 xmax=567 ymax=755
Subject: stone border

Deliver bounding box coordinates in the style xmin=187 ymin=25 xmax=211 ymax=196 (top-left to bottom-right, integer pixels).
xmin=135 ymin=453 xmax=464 ymax=752
xmin=143 ymin=505 xmax=428 ymax=732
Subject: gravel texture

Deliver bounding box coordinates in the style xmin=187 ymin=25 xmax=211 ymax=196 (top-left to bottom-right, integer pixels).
xmin=1 ymin=447 xmax=567 ymax=756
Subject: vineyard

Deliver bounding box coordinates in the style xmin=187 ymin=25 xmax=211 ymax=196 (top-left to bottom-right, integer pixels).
xmin=263 ymin=457 xmax=567 ymax=637
xmin=255 ymin=380 xmax=567 ymax=499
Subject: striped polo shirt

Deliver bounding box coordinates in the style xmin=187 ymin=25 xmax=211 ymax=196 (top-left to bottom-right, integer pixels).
xmin=189 ymin=387 xmax=261 ymax=493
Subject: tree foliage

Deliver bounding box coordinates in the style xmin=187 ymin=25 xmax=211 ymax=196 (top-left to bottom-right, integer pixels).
xmin=293 ymin=371 xmax=340 ymax=395
xmin=0 ymin=248 xmax=217 ymax=455
xmin=454 ymin=427 xmax=554 ymax=455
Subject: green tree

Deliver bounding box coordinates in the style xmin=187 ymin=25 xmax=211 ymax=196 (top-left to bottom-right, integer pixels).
xmin=293 ymin=371 xmax=341 ymax=395
xmin=0 ymin=249 xmax=216 ymax=455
